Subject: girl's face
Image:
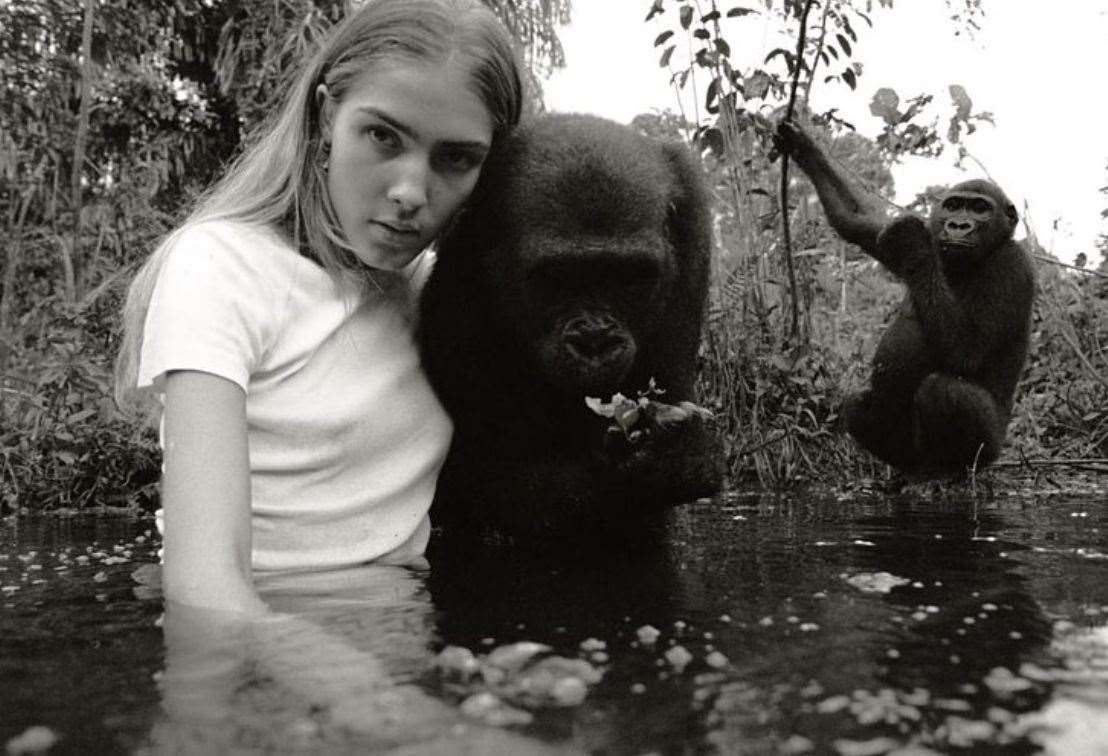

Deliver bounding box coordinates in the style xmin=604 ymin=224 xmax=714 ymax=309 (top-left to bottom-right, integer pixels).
xmin=319 ymin=58 xmax=493 ymax=271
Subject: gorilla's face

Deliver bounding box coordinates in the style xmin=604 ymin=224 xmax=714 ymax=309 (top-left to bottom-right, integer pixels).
xmin=928 ymin=180 xmax=1017 ymax=275
xmin=432 ymin=113 xmax=707 ymax=401
xmin=513 ymin=232 xmax=674 ymax=395
xmin=477 ymin=130 xmax=679 ymax=396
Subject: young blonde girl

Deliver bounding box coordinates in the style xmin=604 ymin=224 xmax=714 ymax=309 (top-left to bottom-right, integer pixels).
xmin=115 ymin=0 xmax=523 ymax=615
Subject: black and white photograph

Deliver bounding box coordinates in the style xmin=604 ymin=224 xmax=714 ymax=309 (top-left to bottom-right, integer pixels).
xmin=2 ymin=0 xmax=1107 ymax=752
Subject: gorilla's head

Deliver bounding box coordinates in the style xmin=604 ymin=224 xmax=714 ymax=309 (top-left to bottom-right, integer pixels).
xmin=930 ymin=179 xmax=1017 ymax=274
xmin=443 ymin=114 xmax=709 ymax=397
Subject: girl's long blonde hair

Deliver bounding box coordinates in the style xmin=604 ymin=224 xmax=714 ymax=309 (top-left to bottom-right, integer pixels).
xmin=114 ymin=0 xmax=522 ymax=408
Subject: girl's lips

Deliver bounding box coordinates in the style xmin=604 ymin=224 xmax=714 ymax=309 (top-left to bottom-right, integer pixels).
xmin=374 ymin=220 xmax=419 ymax=235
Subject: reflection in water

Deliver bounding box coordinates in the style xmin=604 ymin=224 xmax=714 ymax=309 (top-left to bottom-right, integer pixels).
xmin=142 ymin=565 xmax=576 ymax=754
xmin=426 ymin=521 xmax=695 ymax=754
xmin=2 ymin=496 xmax=1107 ymax=754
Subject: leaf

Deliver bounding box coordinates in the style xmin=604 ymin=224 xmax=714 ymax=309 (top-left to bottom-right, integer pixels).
xmin=947 ymin=117 xmax=962 ymax=144
xmin=744 ymin=69 xmax=771 ymax=99
xmin=727 ymin=7 xmax=757 ymax=16
xmin=680 ymin=4 xmax=694 ymax=29
xmin=584 ymin=396 xmax=610 ymax=417
xmin=697 ymin=126 xmax=725 ymax=156
xmin=842 ymin=67 xmax=857 ymax=89
xmin=705 ymin=78 xmax=720 ymax=112
xmin=654 ymin=30 xmax=674 ymax=47
xmin=770 ymin=355 xmax=793 ymax=372
xmin=645 ymin=0 xmax=666 ymax=21
xmin=695 ymin=48 xmax=719 ymax=67
xmin=948 ymin=83 xmax=972 ymax=120
xmin=869 ymin=87 xmax=901 ymax=125
xmin=613 ymin=404 xmax=641 ymax=434
xmin=764 ymin=47 xmax=790 ymax=65
xmin=694 ymin=28 xmax=710 ymax=40
xmin=715 ymin=37 xmax=731 ymax=57
xmin=836 ymin=33 xmax=852 ymax=56
xmin=67 ymin=408 xmax=97 ymax=423
xmin=659 ymin=44 xmax=676 ymax=67
xmin=702 ymin=10 xmax=721 ymax=22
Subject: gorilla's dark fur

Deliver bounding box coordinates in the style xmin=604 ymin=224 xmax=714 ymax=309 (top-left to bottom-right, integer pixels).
xmin=777 ymin=121 xmax=1035 ymax=476
xmin=419 ymin=113 xmax=723 ymax=536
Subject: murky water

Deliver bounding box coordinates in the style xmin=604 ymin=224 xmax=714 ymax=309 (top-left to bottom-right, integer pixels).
xmin=2 ymin=494 xmax=1108 ymax=754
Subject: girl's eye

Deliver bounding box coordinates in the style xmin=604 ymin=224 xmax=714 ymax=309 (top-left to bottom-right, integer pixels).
xmin=364 ymin=125 xmax=400 ymax=150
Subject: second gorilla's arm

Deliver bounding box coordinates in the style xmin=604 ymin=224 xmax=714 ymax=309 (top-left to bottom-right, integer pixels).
xmin=775 ymin=120 xmax=887 ymax=255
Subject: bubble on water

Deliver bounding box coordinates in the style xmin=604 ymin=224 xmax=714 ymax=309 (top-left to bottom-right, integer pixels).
xmin=664 ymin=645 xmax=693 ymax=673
xmin=459 ymin=691 xmax=533 ymax=727
xmin=833 ymin=736 xmax=901 ymax=755
xmin=4 ymin=725 xmax=59 ymax=754
xmin=844 ymin=572 xmax=911 ymax=594
xmin=781 ymin=734 xmax=815 ymax=753
xmin=942 ymin=715 xmax=996 ymax=748
xmin=636 ymin=625 xmax=661 ymax=645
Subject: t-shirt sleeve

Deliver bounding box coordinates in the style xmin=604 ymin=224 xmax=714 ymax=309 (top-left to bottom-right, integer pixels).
xmin=137 ymin=223 xmax=279 ymax=392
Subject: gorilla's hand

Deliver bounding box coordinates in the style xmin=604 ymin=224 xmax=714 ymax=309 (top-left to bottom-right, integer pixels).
xmin=773 ymin=120 xmax=821 ymax=167
xmin=598 ymin=403 xmax=722 ymax=506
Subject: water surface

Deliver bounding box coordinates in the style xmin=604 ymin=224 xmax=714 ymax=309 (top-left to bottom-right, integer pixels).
xmin=2 ymin=494 xmax=1108 ymax=754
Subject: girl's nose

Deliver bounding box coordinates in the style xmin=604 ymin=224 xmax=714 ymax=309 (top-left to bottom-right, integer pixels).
xmin=386 ymin=158 xmax=429 ymax=215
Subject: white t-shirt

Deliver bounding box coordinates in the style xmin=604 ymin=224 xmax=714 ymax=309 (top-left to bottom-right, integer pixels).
xmin=137 ymin=220 xmax=452 ymax=572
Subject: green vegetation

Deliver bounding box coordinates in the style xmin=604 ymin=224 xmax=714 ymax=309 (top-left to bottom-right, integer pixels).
xmin=641 ymin=0 xmax=1107 ymax=491
xmin=1 ymin=0 xmax=1104 ymax=513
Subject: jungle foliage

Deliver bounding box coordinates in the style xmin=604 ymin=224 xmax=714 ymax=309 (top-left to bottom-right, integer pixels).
xmin=640 ymin=0 xmax=1107 ymax=489
xmin=0 ymin=0 xmax=1103 ymax=512
xmin=0 ymin=0 xmax=570 ymax=512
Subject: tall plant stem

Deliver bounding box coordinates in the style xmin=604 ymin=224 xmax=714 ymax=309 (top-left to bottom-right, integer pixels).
xmin=68 ymin=0 xmax=96 ymax=304
xmin=778 ymin=0 xmax=816 ymax=343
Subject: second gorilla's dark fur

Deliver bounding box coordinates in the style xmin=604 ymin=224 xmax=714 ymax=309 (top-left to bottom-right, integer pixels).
xmin=419 ymin=113 xmax=722 ymax=537
xmin=776 ymin=121 xmax=1035 ymax=476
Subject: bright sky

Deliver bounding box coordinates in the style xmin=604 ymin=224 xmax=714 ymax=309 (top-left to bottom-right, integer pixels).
xmin=544 ymin=0 xmax=1108 ymax=265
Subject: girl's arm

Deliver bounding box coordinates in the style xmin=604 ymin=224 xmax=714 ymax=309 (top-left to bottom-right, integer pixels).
xmin=161 ymin=369 xmax=267 ymax=615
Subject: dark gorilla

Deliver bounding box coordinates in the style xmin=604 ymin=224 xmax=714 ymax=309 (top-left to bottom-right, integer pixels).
xmin=776 ymin=120 xmax=1035 ymax=476
xmin=419 ymin=113 xmax=723 ymax=537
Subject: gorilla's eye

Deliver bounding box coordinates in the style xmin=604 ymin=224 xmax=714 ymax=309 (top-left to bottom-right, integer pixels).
xmin=968 ymin=198 xmax=992 ymax=214
xmin=528 ymin=254 xmax=661 ymax=293
xmin=941 ymin=196 xmax=966 ymax=212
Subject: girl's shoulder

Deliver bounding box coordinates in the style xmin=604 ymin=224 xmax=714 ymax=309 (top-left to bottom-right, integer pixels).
xmin=161 ymin=219 xmax=317 ymax=287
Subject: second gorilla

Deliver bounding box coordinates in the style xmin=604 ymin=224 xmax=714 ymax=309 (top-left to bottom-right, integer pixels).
xmin=419 ymin=113 xmax=722 ymax=537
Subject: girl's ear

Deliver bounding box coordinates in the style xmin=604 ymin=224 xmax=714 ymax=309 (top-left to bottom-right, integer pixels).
xmin=316 ymin=84 xmax=334 ymax=142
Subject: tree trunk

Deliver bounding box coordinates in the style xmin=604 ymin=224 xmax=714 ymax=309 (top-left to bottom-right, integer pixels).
xmin=67 ymin=0 xmax=96 ymax=304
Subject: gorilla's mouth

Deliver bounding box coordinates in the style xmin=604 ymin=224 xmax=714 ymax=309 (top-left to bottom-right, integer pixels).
xmin=564 ymin=331 xmax=629 ymax=364
xmin=539 ymin=333 xmax=637 ymax=395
